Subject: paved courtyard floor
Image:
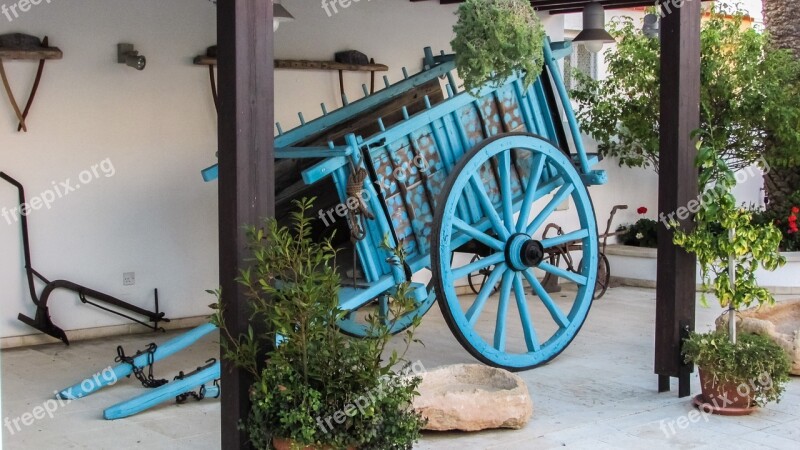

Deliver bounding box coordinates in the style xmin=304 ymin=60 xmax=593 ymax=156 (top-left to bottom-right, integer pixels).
xmin=1 ymin=286 xmax=798 ymax=449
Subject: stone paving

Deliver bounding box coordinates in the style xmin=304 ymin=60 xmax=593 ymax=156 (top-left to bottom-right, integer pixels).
xmin=1 ymin=286 xmax=798 ymax=449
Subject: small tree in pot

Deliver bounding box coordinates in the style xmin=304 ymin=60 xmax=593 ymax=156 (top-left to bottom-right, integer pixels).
xmin=672 ymin=138 xmax=790 ymax=414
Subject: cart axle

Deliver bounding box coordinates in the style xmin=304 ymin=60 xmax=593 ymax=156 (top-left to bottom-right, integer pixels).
xmin=505 ymin=233 xmax=544 ymax=271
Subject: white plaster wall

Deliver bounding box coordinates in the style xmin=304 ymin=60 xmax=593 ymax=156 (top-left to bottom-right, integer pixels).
xmin=1 ymin=1 xmax=759 ymax=340
xmin=0 ymin=0 xmax=219 ymax=339
xmin=0 ymin=0 xmax=564 ymax=340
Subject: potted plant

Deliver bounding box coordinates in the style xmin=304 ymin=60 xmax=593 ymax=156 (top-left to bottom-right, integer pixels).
xmin=673 ymin=139 xmax=790 ymax=415
xmin=211 ymin=198 xmax=425 ymax=449
xmin=617 ymin=206 xmax=658 ymax=248
xmin=451 ymin=0 xmax=546 ymax=94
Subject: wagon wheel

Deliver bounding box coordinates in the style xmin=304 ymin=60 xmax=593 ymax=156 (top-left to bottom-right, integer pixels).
xmin=539 ymin=224 xmax=570 ymax=292
xmin=540 ymin=251 xmax=564 ymax=292
xmin=467 ymin=255 xmax=500 ymax=295
xmin=579 ymin=252 xmax=610 ymax=300
xmin=336 ymin=282 xmax=436 ymax=338
xmin=432 ymin=133 xmax=598 ymax=371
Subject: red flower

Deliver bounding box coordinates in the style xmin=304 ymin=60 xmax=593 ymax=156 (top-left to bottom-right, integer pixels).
xmin=793 ymin=206 xmax=800 ymax=214
xmin=790 ymin=216 xmax=798 ymax=224
xmin=637 ymin=207 xmax=648 ymax=215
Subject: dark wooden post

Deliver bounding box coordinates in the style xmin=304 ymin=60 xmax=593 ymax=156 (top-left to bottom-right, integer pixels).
xmin=217 ymin=0 xmax=274 ymax=448
xmin=655 ymin=0 xmax=701 ymax=398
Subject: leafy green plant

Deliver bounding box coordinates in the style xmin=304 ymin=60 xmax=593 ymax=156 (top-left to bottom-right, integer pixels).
xmin=617 ymin=207 xmax=658 ymax=248
xmin=682 ymin=331 xmax=790 ymax=407
xmin=671 ymin=137 xmax=786 ymax=310
xmin=451 ymin=0 xmax=545 ymax=94
xmin=571 ymin=4 xmax=800 ymax=173
xmin=673 ymin=137 xmax=790 ymax=407
xmin=749 ymin=199 xmax=800 ymax=252
xmin=211 ymin=198 xmax=425 ymax=450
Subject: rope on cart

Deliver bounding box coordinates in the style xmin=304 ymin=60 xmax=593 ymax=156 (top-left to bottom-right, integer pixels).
xmin=346 ymin=167 xmax=374 ymax=242
xmin=115 ymin=343 xmax=168 ymax=389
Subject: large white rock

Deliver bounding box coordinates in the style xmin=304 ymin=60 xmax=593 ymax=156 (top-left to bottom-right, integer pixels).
xmin=412 ymin=364 xmax=533 ymax=431
xmin=716 ymin=299 xmax=800 ymax=375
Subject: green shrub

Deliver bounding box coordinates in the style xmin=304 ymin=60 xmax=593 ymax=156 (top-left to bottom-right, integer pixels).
xmin=683 ymin=331 xmax=791 ymax=407
xmin=571 ymin=4 xmax=800 ymax=172
xmin=617 ymin=218 xmax=658 ymax=248
xmin=212 ymin=199 xmax=425 ymax=449
xmin=451 ymin=0 xmax=545 ymax=94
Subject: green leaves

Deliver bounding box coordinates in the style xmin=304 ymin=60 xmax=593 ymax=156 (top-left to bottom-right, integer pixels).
xmin=451 ymin=0 xmax=546 ymax=94
xmin=617 ymin=218 xmax=658 ymax=248
xmin=211 ymin=198 xmax=425 ymax=449
xmin=683 ymin=331 xmax=791 ymax=407
xmin=672 ymin=137 xmax=786 ymax=312
xmin=572 ymin=4 xmax=800 ymax=173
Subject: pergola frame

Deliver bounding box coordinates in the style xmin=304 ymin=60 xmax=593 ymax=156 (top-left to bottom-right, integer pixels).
xmin=216 ymin=0 xmax=701 ymax=447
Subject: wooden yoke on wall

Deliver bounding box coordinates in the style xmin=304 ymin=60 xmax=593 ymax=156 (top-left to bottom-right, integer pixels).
xmin=0 ymin=33 xmax=62 ymax=132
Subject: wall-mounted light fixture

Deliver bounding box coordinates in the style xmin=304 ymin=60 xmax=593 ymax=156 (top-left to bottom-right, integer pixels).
xmin=117 ymin=43 xmax=146 ymax=71
xmin=642 ymin=14 xmax=660 ymax=39
xmin=572 ymin=1 xmax=615 ymax=54
xmin=273 ymin=0 xmax=294 ymax=32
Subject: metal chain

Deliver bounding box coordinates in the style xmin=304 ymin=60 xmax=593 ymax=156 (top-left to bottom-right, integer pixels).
xmin=115 ymin=343 xmax=168 ymax=389
xmin=174 ymin=361 xmax=218 ymax=404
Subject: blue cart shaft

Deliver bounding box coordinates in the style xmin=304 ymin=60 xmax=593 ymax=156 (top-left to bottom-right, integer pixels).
xmin=104 ymin=361 xmax=221 ymax=420
xmin=57 ymin=323 xmax=217 ymax=400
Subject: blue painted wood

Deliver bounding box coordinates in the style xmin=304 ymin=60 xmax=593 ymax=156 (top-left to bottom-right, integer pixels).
xmin=198 ymin=42 xmax=606 ymax=364
xmin=104 ymin=361 xmax=221 ymax=420
xmin=201 ymin=384 xmax=221 ymax=399
xmin=431 ymin=134 xmax=598 ymax=370
xmin=301 ymin=156 xmax=348 ymax=186
xmin=549 ymin=40 xmax=573 ymax=61
xmin=57 ymin=323 xmax=218 ymax=400
xmin=543 ymin=38 xmax=592 ymax=175
xmin=275 ymin=146 xmax=351 ymax=159
xmin=275 ymin=60 xmax=455 ymax=150
xmin=201 ymin=164 xmax=218 ymax=182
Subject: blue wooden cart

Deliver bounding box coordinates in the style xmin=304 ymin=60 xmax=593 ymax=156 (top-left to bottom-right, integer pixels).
xmin=204 ymin=39 xmax=606 ymax=371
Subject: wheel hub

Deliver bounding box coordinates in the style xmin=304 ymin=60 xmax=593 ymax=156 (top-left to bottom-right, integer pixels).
xmin=505 ymin=233 xmax=544 ymax=271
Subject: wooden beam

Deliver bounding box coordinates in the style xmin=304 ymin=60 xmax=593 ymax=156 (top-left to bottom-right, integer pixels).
xmin=0 ymin=47 xmax=62 ymax=60
xmin=655 ymin=0 xmax=700 ymax=398
xmin=421 ymin=0 xmax=713 ymax=15
xmin=195 ymin=55 xmax=388 ymax=72
xmin=274 ymin=59 xmax=388 ymax=72
xmin=217 ymin=0 xmax=274 ymax=448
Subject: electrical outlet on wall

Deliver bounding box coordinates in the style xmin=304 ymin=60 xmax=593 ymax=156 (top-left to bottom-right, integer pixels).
xmin=123 ymin=272 xmax=135 ymax=286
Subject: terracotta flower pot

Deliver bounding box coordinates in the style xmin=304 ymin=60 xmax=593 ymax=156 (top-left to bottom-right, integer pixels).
xmin=693 ymin=368 xmax=756 ymax=416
